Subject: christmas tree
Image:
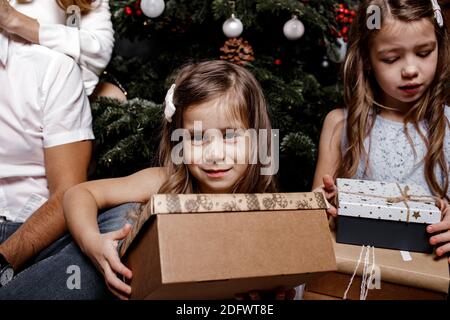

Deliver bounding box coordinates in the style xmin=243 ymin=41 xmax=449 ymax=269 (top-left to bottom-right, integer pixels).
xmin=92 ymin=0 xmax=357 ymax=191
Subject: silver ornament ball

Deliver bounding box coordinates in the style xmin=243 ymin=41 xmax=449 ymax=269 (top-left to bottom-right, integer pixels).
xmin=283 ymin=15 xmax=305 ymax=40
xmin=222 ymin=14 xmax=244 ymax=38
xmin=140 ymin=0 xmax=165 ymax=18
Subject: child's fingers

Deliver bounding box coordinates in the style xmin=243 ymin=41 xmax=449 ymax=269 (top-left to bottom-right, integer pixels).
xmin=106 ymin=283 xmax=130 ymax=300
xmin=435 ymin=241 xmax=450 ymax=257
xmin=103 ymin=263 xmax=132 ymax=297
xmin=249 ymin=291 xmax=261 ymax=300
xmin=427 ymin=218 xmax=450 ymax=234
xmin=109 ymin=224 xmax=132 ymax=241
xmin=106 ymin=252 xmax=133 ymax=280
xmin=430 ymin=230 xmax=450 ymax=246
xmin=327 ymin=205 xmax=338 ymax=217
xmin=322 ymin=175 xmax=336 ymax=193
xmin=275 ymin=290 xmax=286 ymax=300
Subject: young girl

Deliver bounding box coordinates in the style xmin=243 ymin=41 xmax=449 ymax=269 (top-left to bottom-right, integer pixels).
xmin=63 ymin=60 xmax=294 ymax=300
xmin=314 ymin=0 xmax=450 ymax=263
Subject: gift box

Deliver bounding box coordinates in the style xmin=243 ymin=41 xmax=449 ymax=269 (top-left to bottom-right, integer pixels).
xmin=119 ymin=192 xmax=337 ymax=300
xmin=304 ymin=232 xmax=450 ymax=300
xmin=336 ymin=178 xmax=442 ymax=253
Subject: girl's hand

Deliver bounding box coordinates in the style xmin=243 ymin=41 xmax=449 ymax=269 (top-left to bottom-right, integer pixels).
xmin=83 ymin=224 xmax=134 ymax=300
xmin=235 ymin=288 xmax=297 ymax=300
xmin=427 ymin=199 xmax=450 ymax=264
xmin=312 ymin=174 xmax=338 ymax=217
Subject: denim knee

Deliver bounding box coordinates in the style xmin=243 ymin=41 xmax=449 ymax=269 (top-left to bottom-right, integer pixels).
xmin=97 ymin=202 xmax=140 ymax=234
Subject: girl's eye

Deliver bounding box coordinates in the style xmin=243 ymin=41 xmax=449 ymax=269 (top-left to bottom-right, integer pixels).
xmin=381 ymin=57 xmax=398 ymax=64
xmin=224 ymin=131 xmax=236 ymax=140
xmin=191 ymin=134 xmax=205 ymax=144
xmin=417 ymin=51 xmax=431 ymax=58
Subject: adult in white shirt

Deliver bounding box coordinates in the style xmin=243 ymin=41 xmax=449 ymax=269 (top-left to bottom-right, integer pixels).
xmin=0 ymin=32 xmax=131 ymax=299
xmin=0 ymin=0 xmax=126 ymax=100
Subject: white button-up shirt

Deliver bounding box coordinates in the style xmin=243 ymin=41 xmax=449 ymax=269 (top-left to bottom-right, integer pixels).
xmin=0 ymin=32 xmax=94 ymax=222
xmin=10 ymin=0 xmax=115 ymax=95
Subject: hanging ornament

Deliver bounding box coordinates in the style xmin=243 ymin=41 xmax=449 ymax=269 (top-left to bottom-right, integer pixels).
xmin=124 ymin=6 xmax=133 ymax=16
xmin=220 ymin=38 xmax=255 ymax=66
xmin=140 ymin=0 xmax=165 ymax=18
xmin=321 ymin=56 xmax=330 ymax=68
xmin=222 ymin=14 xmax=244 ymax=38
xmin=327 ymin=37 xmax=347 ymax=63
xmin=274 ymin=59 xmax=282 ymax=66
xmin=283 ymin=15 xmax=305 ymax=40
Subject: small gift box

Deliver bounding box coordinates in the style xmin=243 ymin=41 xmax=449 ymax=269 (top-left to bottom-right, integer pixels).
xmin=336 ymin=178 xmax=442 ymax=253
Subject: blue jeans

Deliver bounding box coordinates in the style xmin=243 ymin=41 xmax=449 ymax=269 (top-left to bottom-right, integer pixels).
xmin=0 ymin=203 xmax=139 ymax=300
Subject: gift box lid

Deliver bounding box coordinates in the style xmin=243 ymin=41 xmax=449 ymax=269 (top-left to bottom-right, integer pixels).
xmin=120 ymin=192 xmax=329 ymax=257
xmin=336 ymin=178 xmax=442 ymax=224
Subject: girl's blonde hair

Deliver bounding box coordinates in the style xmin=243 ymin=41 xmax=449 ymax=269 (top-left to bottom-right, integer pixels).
xmin=337 ymin=0 xmax=450 ymax=199
xmin=158 ymin=60 xmax=277 ymax=194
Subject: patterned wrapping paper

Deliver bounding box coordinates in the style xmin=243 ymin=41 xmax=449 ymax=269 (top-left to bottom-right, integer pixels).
xmin=336 ymin=178 xmax=442 ymax=224
xmin=152 ymin=192 xmax=329 ymax=214
xmin=119 ymin=192 xmax=329 ymax=257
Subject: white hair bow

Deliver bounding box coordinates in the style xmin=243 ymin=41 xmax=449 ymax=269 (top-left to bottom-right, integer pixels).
xmin=431 ymin=0 xmax=444 ymax=28
xmin=164 ymin=84 xmax=176 ymax=123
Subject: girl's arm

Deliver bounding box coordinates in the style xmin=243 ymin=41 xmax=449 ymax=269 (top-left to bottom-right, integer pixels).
xmin=312 ymin=108 xmax=345 ymax=189
xmin=2 ymin=0 xmax=114 ymax=95
xmin=63 ymin=167 xmax=166 ymax=299
xmin=311 ymin=108 xmax=345 ymax=216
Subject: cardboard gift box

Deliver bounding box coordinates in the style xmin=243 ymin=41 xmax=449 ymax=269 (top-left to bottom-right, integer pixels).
xmin=336 ymin=178 xmax=442 ymax=253
xmin=119 ymin=192 xmax=337 ymax=300
xmin=305 ymin=232 xmax=450 ymax=300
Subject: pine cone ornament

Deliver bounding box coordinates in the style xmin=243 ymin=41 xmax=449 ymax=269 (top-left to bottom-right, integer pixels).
xmin=220 ymin=38 xmax=255 ymax=66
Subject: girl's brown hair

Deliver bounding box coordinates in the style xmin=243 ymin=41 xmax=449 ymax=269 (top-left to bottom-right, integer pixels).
xmin=158 ymin=60 xmax=277 ymax=194
xmin=337 ymin=0 xmax=450 ymax=199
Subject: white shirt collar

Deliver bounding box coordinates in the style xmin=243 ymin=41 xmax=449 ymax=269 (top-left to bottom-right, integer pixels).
xmin=0 ymin=31 xmax=9 ymax=66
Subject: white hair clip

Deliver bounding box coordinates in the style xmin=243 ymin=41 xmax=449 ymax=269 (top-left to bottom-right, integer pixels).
xmin=164 ymin=84 xmax=176 ymax=123
xmin=431 ymin=0 xmax=444 ymax=28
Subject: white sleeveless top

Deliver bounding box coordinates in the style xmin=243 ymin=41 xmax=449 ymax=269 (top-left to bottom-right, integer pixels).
xmin=341 ymin=106 xmax=450 ymax=197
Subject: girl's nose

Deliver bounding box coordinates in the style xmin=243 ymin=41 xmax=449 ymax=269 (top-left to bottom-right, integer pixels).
xmin=204 ymin=136 xmax=225 ymax=164
xmin=401 ymin=65 xmax=419 ymax=79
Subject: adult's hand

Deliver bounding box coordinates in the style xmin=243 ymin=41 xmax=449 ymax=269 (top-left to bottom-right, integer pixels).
xmin=0 ymin=1 xmax=39 ymax=44
xmin=0 ymin=0 xmax=15 ymax=30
